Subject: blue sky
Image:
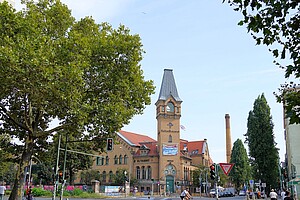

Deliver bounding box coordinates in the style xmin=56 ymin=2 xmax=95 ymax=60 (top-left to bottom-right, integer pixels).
xmin=15 ymin=0 xmax=288 ymax=164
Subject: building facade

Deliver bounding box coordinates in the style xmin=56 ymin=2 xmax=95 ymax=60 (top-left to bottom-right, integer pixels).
xmin=90 ymin=69 xmax=212 ymax=194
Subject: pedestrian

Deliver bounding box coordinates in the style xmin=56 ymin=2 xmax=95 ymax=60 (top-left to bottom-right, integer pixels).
xmin=281 ymin=189 xmax=286 ymax=200
xmin=26 ymin=186 xmax=32 ymax=200
xmin=180 ymin=188 xmax=192 ymax=200
xmin=0 ymin=184 xmax=6 ymax=200
xmin=284 ymin=190 xmax=293 ymax=200
xmin=270 ymin=189 xmax=278 ymax=200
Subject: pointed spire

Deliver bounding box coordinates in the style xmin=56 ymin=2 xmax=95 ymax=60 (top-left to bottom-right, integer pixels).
xmin=158 ymin=69 xmax=182 ymax=102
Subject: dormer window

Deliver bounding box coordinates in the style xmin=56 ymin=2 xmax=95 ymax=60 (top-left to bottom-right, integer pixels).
xmin=166 ymin=102 xmax=174 ymax=112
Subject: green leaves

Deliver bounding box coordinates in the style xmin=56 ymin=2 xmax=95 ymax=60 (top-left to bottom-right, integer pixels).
xmin=245 ymin=94 xmax=279 ymax=189
xmin=223 ymin=0 xmax=300 ymax=124
xmin=0 ymin=0 xmax=154 ymax=196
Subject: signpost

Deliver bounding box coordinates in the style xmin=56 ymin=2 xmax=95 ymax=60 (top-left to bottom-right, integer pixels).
xmin=219 ymin=163 xmax=234 ymax=176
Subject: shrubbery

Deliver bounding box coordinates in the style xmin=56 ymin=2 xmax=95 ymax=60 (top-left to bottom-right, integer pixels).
xmin=32 ymin=187 xmax=53 ymax=197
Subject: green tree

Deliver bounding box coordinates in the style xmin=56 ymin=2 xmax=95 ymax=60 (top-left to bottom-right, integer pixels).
xmin=245 ymin=94 xmax=279 ymax=192
xmin=80 ymin=169 xmax=100 ymax=185
xmin=0 ymin=0 xmax=154 ymax=199
xmin=223 ymin=0 xmax=300 ymax=124
xmin=229 ymin=139 xmax=251 ymax=190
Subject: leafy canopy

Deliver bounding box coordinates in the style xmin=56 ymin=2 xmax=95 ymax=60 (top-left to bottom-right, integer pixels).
xmin=0 ymin=0 xmax=154 ymax=198
xmin=245 ymin=94 xmax=279 ymax=190
xmin=223 ymin=0 xmax=300 ymax=124
xmin=229 ymin=139 xmax=251 ymax=190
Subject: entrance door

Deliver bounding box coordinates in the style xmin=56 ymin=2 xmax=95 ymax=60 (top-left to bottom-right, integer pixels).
xmin=166 ymin=175 xmax=175 ymax=193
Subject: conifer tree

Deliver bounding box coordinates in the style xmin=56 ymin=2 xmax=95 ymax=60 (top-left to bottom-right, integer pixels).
xmin=229 ymin=139 xmax=251 ymax=190
xmin=245 ymin=94 xmax=279 ymax=192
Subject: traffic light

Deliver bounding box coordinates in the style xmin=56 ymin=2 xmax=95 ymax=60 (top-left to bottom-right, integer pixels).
xmin=210 ymin=164 xmax=216 ymax=180
xmin=106 ymin=138 xmax=113 ymax=151
xmin=59 ymin=171 xmax=63 ymax=183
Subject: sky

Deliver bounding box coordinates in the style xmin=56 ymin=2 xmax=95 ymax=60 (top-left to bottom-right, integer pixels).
xmin=14 ymin=0 xmax=288 ymax=164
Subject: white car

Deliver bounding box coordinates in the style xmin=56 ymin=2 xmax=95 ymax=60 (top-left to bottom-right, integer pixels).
xmin=210 ymin=189 xmax=216 ymax=197
xmin=239 ymin=190 xmax=246 ymax=196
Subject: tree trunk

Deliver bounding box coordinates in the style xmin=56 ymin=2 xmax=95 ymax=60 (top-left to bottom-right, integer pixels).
xmin=9 ymin=143 xmax=33 ymax=200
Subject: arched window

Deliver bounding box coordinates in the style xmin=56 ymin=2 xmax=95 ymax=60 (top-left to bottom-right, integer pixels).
xmin=147 ymin=166 xmax=152 ymax=180
xmin=96 ymin=157 xmax=101 ymax=166
xmin=106 ymin=156 xmax=109 ymax=165
xmin=109 ymin=171 xmax=113 ymax=182
xmin=119 ymin=155 xmax=123 ymax=164
xmin=136 ymin=166 xmax=140 ymax=180
xmin=166 ymin=102 xmax=174 ymax=112
xmin=124 ymin=155 xmax=128 ymax=164
xmin=168 ymin=135 xmax=172 ymax=143
xmin=114 ymin=155 xmax=118 ymax=165
xmin=102 ymin=171 xmax=106 ymax=183
xmin=101 ymin=157 xmax=105 ymax=165
xmin=142 ymin=166 xmax=146 ymax=179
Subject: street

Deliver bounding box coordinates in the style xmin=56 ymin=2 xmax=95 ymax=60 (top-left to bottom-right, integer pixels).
xmin=3 ymin=195 xmax=248 ymax=200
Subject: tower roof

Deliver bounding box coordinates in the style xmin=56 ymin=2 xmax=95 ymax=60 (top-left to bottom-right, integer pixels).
xmin=157 ymin=69 xmax=182 ymax=102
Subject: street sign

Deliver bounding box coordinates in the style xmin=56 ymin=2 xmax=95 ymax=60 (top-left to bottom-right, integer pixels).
xmin=219 ymin=163 xmax=235 ymax=176
xmin=249 ymin=180 xmax=254 ymax=185
xmin=262 ymin=183 xmax=266 ymax=187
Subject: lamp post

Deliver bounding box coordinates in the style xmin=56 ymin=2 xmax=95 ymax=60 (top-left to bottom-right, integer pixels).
xmin=120 ymin=146 xmax=132 ymax=195
xmin=124 ymin=171 xmax=127 ymax=197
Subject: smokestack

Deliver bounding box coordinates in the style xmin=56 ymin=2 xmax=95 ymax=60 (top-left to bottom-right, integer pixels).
xmin=225 ymin=114 xmax=232 ymax=163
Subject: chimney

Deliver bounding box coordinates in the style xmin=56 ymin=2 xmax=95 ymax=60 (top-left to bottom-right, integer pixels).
xmin=225 ymin=114 xmax=232 ymax=163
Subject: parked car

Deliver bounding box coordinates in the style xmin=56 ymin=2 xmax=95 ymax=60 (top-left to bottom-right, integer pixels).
xmin=210 ymin=189 xmax=216 ymax=197
xmin=239 ymin=190 xmax=246 ymax=196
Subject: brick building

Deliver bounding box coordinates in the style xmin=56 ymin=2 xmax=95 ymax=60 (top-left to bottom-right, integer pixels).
xmin=91 ymin=69 xmax=212 ymax=194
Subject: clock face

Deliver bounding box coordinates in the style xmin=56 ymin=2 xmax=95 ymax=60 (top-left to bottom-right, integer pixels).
xmin=166 ymin=102 xmax=174 ymax=112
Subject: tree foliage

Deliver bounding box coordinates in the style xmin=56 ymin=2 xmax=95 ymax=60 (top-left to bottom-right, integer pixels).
xmin=223 ymin=0 xmax=300 ymax=124
xmin=229 ymin=139 xmax=251 ymax=190
xmin=245 ymin=94 xmax=279 ymax=191
xmin=0 ymin=0 xmax=154 ymax=199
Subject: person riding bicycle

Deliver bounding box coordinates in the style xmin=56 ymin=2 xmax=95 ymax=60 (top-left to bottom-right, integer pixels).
xmin=180 ymin=188 xmax=192 ymax=200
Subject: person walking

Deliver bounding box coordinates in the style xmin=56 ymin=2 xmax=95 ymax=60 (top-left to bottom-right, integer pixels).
xmin=281 ymin=189 xmax=286 ymax=200
xmin=26 ymin=186 xmax=32 ymax=200
xmin=284 ymin=191 xmax=293 ymax=200
xmin=0 ymin=184 xmax=6 ymax=200
xmin=270 ymin=189 xmax=278 ymax=200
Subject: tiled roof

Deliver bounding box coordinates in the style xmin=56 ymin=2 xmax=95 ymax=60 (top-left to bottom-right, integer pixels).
xmin=118 ymin=130 xmax=156 ymax=146
xmin=136 ymin=142 xmax=158 ymax=156
xmin=180 ymin=140 xmax=205 ymax=155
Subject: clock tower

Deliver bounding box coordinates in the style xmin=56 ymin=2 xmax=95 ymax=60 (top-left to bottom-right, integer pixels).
xmin=156 ymin=69 xmax=182 ymax=193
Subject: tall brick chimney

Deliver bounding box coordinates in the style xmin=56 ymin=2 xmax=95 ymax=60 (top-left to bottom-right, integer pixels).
xmin=225 ymin=114 xmax=232 ymax=163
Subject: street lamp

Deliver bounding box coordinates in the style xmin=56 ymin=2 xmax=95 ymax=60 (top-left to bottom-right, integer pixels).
xmin=124 ymin=171 xmax=127 ymax=197
xmin=120 ymin=146 xmax=132 ymax=194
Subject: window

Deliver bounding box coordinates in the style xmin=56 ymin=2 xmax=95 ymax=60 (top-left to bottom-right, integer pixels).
xmin=109 ymin=171 xmax=113 ymax=182
xmin=101 ymin=157 xmax=104 ymax=165
xmin=106 ymin=156 xmax=109 ymax=165
xmin=147 ymin=166 xmax=152 ymax=180
xmin=166 ymin=102 xmax=174 ymax=112
xmin=168 ymin=135 xmax=172 ymax=143
xmin=162 ymin=106 xmax=165 ymax=112
xmin=119 ymin=155 xmax=123 ymax=164
xmin=96 ymin=157 xmax=101 ymax=166
xmin=124 ymin=155 xmax=128 ymax=164
xmin=136 ymin=166 xmax=140 ymax=180
xmin=142 ymin=166 xmax=146 ymax=179
xmin=102 ymin=171 xmax=106 ymax=183
xmin=114 ymin=155 xmax=118 ymax=165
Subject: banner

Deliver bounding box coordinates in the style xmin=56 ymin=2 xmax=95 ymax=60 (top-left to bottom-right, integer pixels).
xmin=162 ymin=143 xmax=178 ymax=155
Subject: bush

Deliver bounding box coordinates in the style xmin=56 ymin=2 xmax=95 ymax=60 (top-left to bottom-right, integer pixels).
xmin=32 ymin=187 xmax=52 ymax=197
xmin=71 ymin=188 xmax=83 ymax=196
